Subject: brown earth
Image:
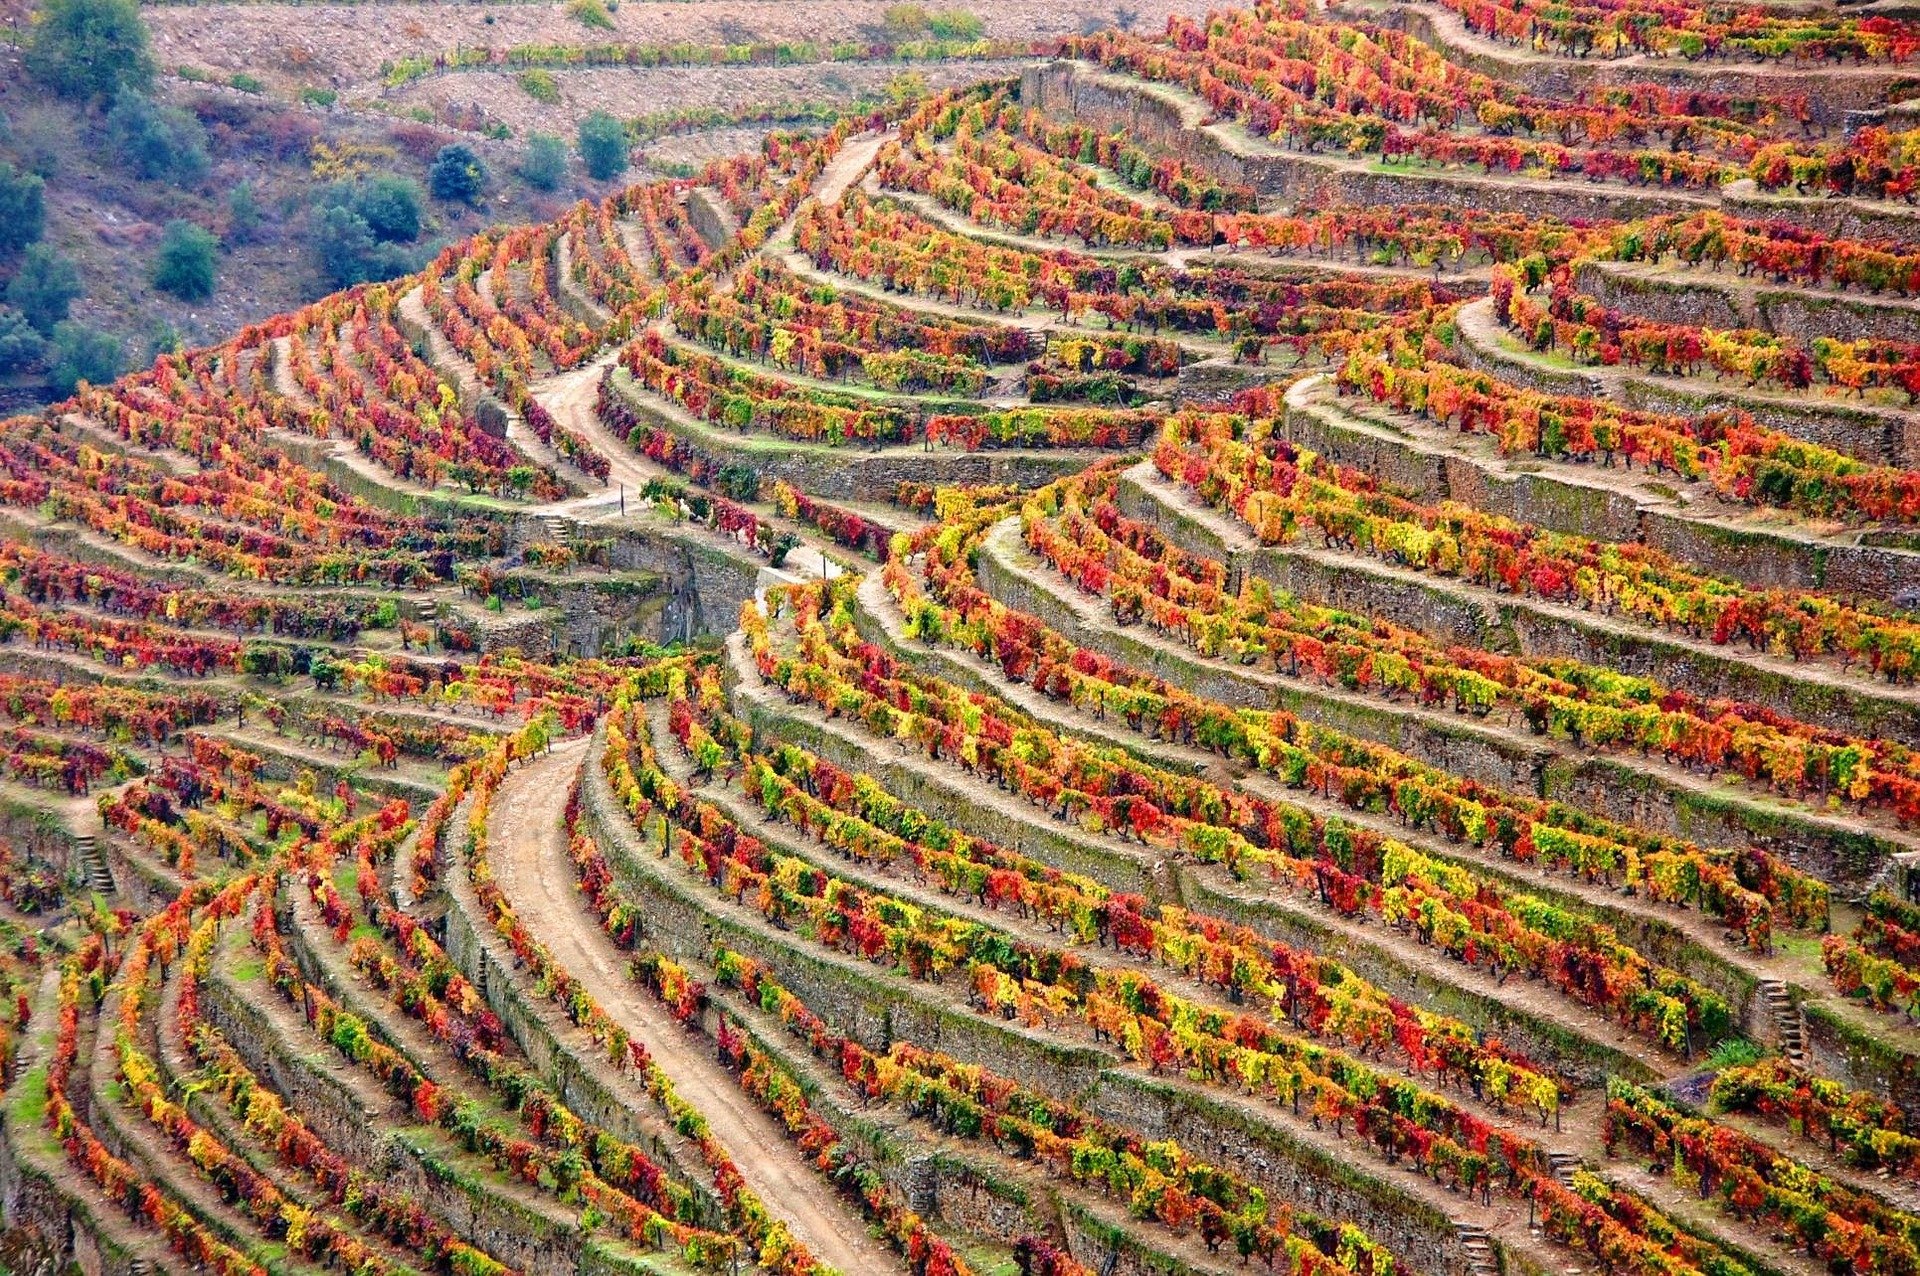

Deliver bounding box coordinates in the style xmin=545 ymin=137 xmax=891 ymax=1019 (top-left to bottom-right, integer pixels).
xmin=146 ymin=0 xmax=1219 ymax=94
xmin=386 ymin=58 xmax=1034 ymax=139
xmin=485 ymin=736 xmax=904 ymax=1274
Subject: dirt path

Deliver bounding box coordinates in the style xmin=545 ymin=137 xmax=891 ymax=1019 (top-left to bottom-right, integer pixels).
xmin=529 ymin=356 xmax=846 ymax=581
xmin=533 ymin=353 xmax=651 ymax=495
xmin=485 ymin=739 xmax=900 ymax=1275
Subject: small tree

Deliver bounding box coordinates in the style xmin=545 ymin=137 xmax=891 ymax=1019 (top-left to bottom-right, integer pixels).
xmin=577 ymin=110 xmax=628 ymax=181
xmin=311 ymin=205 xmax=417 ymax=290
xmin=0 ymin=163 xmax=45 ymax=258
xmin=45 ymin=321 xmax=123 ymax=395
xmin=26 ymin=0 xmax=154 ymax=102
xmin=6 ymin=244 xmax=82 ymax=335
xmin=520 ymin=133 xmax=568 ymax=191
xmin=105 ymin=90 xmax=208 ymax=185
xmin=0 ymin=306 xmax=45 ymax=373
xmin=350 ymin=175 xmax=423 ymax=242
xmin=429 ymin=143 xmax=487 ymax=205
xmin=225 ymin=181 xmax=261 ymax=245
xmin=312 ymin=205 xmax=375 ymax=289
xmin=151 ymin=220 xmax=216 ymax=300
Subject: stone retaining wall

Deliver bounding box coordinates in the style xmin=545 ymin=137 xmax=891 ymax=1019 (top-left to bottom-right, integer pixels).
xmin=684 ymin=190 xmax=739 ymax=255
xmin=1346 ymin=1 xmax=1901 ymax=125
xmin=432 ymin=810 xmax=728 ymax=1229
xmin=590 ymin=716 xmax=1529 ymax=1276
xmin=1283 ymin=387 xmax=1920 ymax=598
xmin=605 ymin=370 xmax=1089 ymax=503
xmin=579 ymin=741 xmax=1112 ymax=1097
xmin=199 ymin=956 xmax=621 ymax=1276
xmin=1576 ymin=261 xmax=1920 ymax=348
xmin=1111 ymin=466 xmax=1917 ymax=882
xmin=1020 ymin=62 xmax=1710 ymax=225
xmin=1452 ymin=318 xmax=1918 ymax=488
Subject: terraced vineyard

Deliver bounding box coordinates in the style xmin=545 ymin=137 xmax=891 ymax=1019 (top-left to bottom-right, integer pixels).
xmin=19 ymin=4 xmax=1920 ymax=1274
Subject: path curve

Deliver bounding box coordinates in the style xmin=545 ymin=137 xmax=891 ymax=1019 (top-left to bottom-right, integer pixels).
xmin=485 ymin=737 xmax=900 ymax=1275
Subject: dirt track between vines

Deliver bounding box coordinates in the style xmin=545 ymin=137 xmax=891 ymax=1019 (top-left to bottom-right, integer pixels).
xmin=485 ymin=738 xmax=902 ymax=1275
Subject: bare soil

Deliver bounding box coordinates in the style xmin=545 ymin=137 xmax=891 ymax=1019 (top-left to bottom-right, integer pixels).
xmin=485 ymin=737 xmax=902 ymax=1274
xmin=147 ymin=1 xmax=1218 ymax=94
xmin=387 ymin=59 xmax=1034 ymax=140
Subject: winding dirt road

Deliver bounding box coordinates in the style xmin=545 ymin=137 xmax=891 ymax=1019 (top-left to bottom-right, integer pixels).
xmin=485 ymin=737 xmax=900 ymax=1275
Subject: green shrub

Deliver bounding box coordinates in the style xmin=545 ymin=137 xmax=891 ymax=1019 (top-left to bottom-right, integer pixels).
xmin=520 ymin=133 xmax=568 ymax=190
xmin=882 ymin=3 xmax=929 ymax=34
xmin=0 ymin=306 xmax=45 ymax=373
xmin=105 ymin=89 xmax=208 ymax=185
xmin=344 ymin=175 xmax=423 ymax=242
xmin=577 ymin=110 xmax=628 ymax=180
xmin=27 ymin=0 xmax=154 ymax=102
xmin=429 ymin=143 xmax=487 ymax=205
xmin=226 ymin=182 xmax=261 ymax=245
xmin=566 ymin=0 xmax=615 ymax=29
xmin=45 ymin=321 xmax=123 ymax=395
xmin=1705 ymin=1037 xmax=1767 ymax=1072
xmin=229 ymin=72 xmax=264 ymax=93
xmin=927 ymin=9 xmax=984 ymax=39
xmin=880 ymin=5 xmax=981 ymax=40
xmin=311 ymin=205 xmax=419 ymax=290
xmin=0 ymin=162 xmax=46 ymax=258
xmin=151 ymin=219 xmax=216 ymax=300
xmin=238 ymin=641 xmax=292 ymax=680
xmin=298 ymin=86 xmax=337 ymax=108
xmin=6 ymin=244 xmax=81 ymax=335
xmin=518 ymin=68 xmax=560 ymax=104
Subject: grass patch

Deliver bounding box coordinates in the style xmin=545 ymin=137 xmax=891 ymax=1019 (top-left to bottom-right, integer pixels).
xmin=567 ymin=0 xmax=616 ymax=30
xmin=9 ymin=1062 xmax=48 ymax=1129
xmin=1776 ymin=934 xmax=1824 ymax=962
xmin=519 ymin=69 xmax=560 ymax=105
xmin=1705 ymin=1037 xmax=1767 ymax=1071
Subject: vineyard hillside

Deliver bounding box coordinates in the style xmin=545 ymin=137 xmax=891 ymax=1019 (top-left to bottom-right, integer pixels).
xmin=9 ymin=5 xmax=1920 ymax=1276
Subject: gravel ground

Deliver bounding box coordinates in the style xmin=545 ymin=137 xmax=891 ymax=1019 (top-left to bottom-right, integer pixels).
xmin=388 ymin=57 xmax=1032 ymax=136
xmin=146 ymin=0 xmax=1214 ymax=92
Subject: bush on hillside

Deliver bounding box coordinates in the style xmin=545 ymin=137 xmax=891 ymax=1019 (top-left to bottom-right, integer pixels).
xmin=520 ymin=133 xmax=568 ymax=191
xmin=26 ymin=0 xmax=154 ymax=102
xmin=429 ymin=144 xmax=488 ymax=205
xmin=152 ymin=220 xmax=217 ymax=300
xmin=106 ymin=90 xmax=209 ymax=185
xmin=46 ymin=321 xmax=123 ymax=394
xmin=6 ymin=245 xmax=81 ymax=335
xmin=577 ymin=111 xmax=628 ymax=181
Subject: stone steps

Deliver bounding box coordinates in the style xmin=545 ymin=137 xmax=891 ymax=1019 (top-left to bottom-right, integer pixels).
xmin=71 ymin=833 xmax=113 ymax=896
xmin=1457 ymin=1224 xmax=1499 ymax=1276
xmin=1760 ymin=978 xmax=1809 ymax=1067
